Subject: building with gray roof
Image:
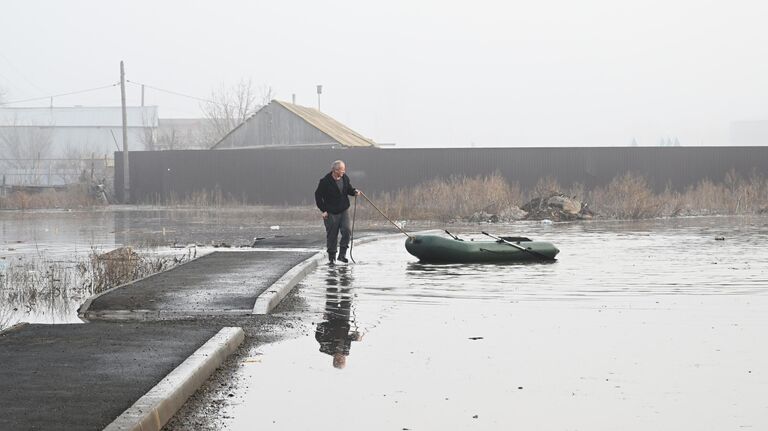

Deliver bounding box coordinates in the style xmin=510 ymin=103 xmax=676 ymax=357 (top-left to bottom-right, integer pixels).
xmin=211 ymin=100 xmax=377 ymax=149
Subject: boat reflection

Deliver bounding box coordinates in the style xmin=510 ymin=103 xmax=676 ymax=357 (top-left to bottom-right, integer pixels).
xmin=315 ymin=265 xmax=362 ymax=369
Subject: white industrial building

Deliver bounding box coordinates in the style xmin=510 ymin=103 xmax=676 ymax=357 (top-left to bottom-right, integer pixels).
xmin=0 ymin=106 xmax=158 ymax=186
xmin=0 ymin=106 xmax=158 ymax=158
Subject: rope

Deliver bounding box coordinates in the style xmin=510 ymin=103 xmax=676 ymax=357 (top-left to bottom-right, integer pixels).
xmin=360 ymin=192 xmax=413 ymax=239
xmin=349 ymin=194 xmax=357 ymax=263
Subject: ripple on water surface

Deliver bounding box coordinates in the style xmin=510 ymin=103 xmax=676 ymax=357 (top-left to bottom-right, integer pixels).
xmin=301 ymin=220 xmax=768 ymax=309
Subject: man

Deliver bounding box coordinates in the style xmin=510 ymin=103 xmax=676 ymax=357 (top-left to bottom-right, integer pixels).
xmin=315 ymin=160 xmax=362 ymax=264
xmin=315 ymin=265 xmax=362 ymax=369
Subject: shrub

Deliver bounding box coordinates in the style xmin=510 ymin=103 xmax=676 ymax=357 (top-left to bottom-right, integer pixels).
xmin=588 ymin=173 xmax=661 ymax=219
xmin=372 ymin=173 xmax=522 ymax=222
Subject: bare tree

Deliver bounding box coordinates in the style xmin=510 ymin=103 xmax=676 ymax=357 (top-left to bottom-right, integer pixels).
xmin=0 ymin=116 xmax=54 ymax=185
xmin=138 ymin=108 xmax=158 ymax=151
xmin=156 ymin=128 xmax=181 ymax=151
xmin=200 ymin=78 xmax=273 ymax=147
xmin=155 ymin=118 xmax=215 ymax=150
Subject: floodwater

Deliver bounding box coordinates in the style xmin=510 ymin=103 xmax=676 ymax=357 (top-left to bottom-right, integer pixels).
xmin=2 ymin=211 xmax=768 ymax=428
xmin=223 ymin=216 xmax=768 ymax=430
xmin=0 ymin=208 xmax=290 ymax=328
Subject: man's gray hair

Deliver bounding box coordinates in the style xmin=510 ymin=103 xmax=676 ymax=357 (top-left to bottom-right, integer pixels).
xmin=331 ymin=160 xmax=345 ymax=170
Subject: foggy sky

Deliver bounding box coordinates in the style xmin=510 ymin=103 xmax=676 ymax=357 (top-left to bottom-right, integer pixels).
xmin=2 ymin=0 xmax=767 ymax=147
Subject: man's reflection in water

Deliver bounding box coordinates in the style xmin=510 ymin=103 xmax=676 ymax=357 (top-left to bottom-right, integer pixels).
xmin=315 ymin=265 xmax=362 ymax=369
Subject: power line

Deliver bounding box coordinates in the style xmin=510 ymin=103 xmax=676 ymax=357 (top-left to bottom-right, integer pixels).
xmin=126 ymin=80 xmax=253 ymax=110
xmin=0 ymin=79 xmax=252 ymax=110
xmin=0 ymin=83 xmax=120 ymax=106
xmin=126 ymin=80 xmax=221 ymax=106
xmin=0 ymin=53 xmax=49 ymax=95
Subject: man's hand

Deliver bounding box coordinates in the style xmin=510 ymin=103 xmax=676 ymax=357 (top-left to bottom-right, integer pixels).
xmin=321 ymin=211 xmax=328 ymax=220
xmin=355 ymin=190 xmax=362 ymax=196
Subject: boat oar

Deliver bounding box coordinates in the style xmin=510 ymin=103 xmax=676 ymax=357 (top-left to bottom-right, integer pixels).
xmin=445 ymin=230 xmax=462 ymax=241
xmin=481 ymin=231 xmax=555 ymax=262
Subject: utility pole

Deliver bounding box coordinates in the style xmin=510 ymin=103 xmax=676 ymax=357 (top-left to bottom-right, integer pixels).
xmin=316 ymin=85 xmax=322 ymax=111
xmin=120 ymin=61 xmax=130 ymax=203
xmin=141 ymin=84 xmax=145 ymax=107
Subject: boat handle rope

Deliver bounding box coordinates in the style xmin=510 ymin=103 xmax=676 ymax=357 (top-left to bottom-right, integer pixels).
xmin=349 ymin=194 xmax=357 ymax=263
xmin=360 ymin=192 xmax=414 ymax=239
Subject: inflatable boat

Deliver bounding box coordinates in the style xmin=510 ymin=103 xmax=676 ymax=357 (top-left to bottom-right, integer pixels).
xmin=405 ymin=233 xmax=559 ymax=263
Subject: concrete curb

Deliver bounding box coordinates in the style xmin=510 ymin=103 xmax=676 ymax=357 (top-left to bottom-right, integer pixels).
xmin=251 ymin=251 xmax=326 ymax=315
xmin=0 ymin=322 xmax=28 ymax=336
xmin=252 ymin=233 xmax=404 ymax=314
xmin=103 ymin=326 xmax=244 ymax=431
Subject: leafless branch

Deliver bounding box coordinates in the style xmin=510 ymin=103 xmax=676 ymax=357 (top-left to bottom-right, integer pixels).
xmin=199 ymin=78 xmax=272 ymax=146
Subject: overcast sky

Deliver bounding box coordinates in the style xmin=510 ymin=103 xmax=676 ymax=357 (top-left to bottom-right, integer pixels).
xmin=2 ymin=0 xmax=767 ymax=147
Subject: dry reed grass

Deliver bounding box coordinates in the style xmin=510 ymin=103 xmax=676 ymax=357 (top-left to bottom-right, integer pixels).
xmin=0 ymin=185 xmax=103 ymax=210
xmin=588 ymin=173 xmax=663 ymax=219
xmin=0 ymin=247 xmax=193 ymax=330
xmin=141 ymin=186 xmax=260 ymax=208
xmin=371 ymin=171 xmax=768 ymax=221
xmin=370 ymin=173 xmax=522 ymax=222
xmin=580 ymin=171 xmax=767 ymax=219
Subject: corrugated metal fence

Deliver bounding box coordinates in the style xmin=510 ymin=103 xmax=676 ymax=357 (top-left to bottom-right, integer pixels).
xmin=115 ymin=147 xmax=768 ymax=204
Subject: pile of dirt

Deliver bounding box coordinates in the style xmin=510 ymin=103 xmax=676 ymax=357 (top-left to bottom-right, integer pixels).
xmin=521 ymin=193 xmax=594 ymax=221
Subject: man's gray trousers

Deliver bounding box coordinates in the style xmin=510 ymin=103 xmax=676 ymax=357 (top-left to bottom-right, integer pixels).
xmin=324 ymin=210 xmax=351 ymax=257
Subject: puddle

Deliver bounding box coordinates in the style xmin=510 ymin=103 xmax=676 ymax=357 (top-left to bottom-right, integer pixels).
xmin=222 ymin=216 xmax=768 ymax=430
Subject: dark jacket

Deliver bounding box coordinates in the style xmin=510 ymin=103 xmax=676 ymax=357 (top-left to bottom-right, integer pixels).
xmin=315 ymin=172 xmax=357 ymax=214
xmin=315 ymin=320 xmax=359 ymax=356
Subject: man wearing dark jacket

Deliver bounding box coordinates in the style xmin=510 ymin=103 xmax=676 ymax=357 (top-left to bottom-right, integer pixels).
xmin=314 ymin=160 xmax=362 ymax=264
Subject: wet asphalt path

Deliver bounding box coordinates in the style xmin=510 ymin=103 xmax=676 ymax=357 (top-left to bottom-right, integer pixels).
xmin=0 ymin=322 xmax=221 ymax=431
xmin=83 ymin=250 xmax=315 ymax=318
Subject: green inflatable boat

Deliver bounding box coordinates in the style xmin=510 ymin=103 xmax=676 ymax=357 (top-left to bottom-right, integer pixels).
xmin=405 ymin=232 xmax=559 ymax=263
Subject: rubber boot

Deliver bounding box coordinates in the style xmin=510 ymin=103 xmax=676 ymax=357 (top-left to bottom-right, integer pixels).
xmin=328 ymin=251 xmax=336 ymax=265
xmin=337 ymin=247 xmax=348 ymax=263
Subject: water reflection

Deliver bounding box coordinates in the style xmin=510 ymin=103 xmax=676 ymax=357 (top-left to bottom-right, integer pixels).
xmin=315 ymin=265 xmax=363 ymax=369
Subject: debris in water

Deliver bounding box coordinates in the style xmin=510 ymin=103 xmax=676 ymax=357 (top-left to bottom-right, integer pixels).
xmin=270 ymin=225 xmax=280 ymax=230
xmin=715 ymin=236 xmax=725 ymax=241
xmin=472 ymin=415 xmax=479 ymax=419
xmin=468 ymin=336 xmax=484 ymax=340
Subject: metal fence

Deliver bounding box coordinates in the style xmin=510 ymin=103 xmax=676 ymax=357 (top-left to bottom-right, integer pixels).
xmin=114 ymin=147 xmax=768 ymax=204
